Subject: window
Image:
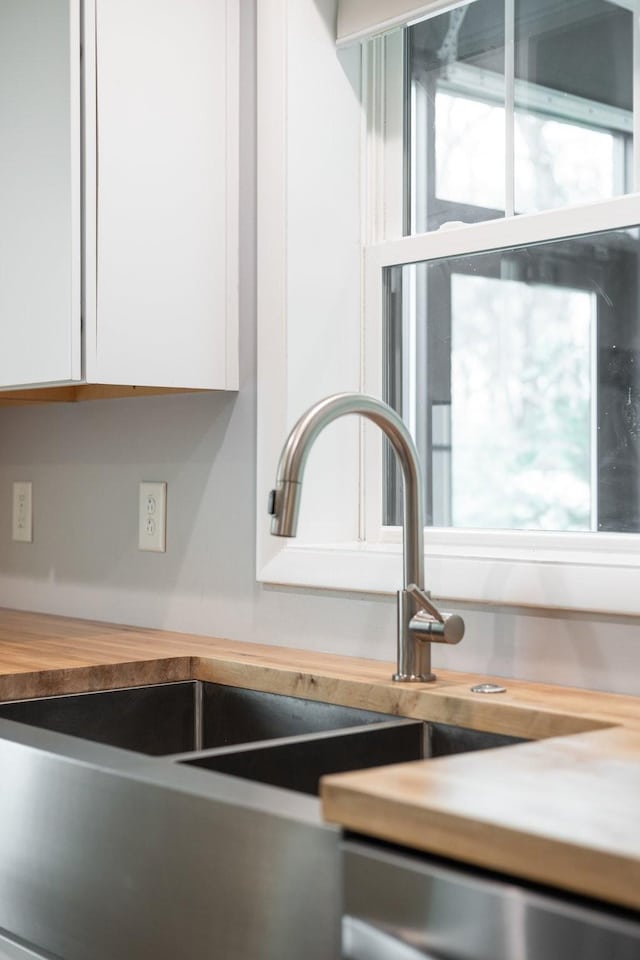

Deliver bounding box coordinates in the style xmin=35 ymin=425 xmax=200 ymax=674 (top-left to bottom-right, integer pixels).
xmin=376 ymin=0 xmax=640 ymax=540
xmin=257 ymin=0 xmax=640 ymax=615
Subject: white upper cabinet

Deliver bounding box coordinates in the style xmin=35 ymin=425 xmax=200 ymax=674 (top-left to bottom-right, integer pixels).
xmin=0 ymin=0 xmax=81 ymax=388
xmin=0 ymin=0 xmax=238 ymax=393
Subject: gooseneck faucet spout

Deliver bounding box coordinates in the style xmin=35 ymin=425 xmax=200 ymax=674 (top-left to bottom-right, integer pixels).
xmin=268 ymin=393 xmax=464 ymax=681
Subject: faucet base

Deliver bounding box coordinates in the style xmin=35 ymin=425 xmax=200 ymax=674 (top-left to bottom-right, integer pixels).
xmin=392 ymin=672 xmax=436 ymax=683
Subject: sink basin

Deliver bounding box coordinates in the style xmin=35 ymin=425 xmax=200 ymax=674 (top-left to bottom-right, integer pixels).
xmin=0 ymin=681 xmax=527 ymax=790
xmin=0 ymin=681 xmax=396 ymax=756
xmin=179 ymin=720 xmax=526 ymax=796
xmin=181 ymin=720 xmax=426 ymax=795
xmin=426 ymin=721 xmax=527 ymax=757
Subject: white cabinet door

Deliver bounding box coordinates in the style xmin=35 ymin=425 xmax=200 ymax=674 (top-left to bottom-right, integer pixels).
xmin=0 ymin=0 xmax=81 ymax=388
xmin=89 ymin=0 xmax=239 ymax=390
xmin=0 ymin=0 xmax=237 ymax=395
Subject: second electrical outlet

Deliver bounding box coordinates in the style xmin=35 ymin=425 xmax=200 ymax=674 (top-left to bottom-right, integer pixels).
xmin=12 ymin=481 xmax=32 ymax=543
xmin=139 ymin=482 xmax=167 ymax=552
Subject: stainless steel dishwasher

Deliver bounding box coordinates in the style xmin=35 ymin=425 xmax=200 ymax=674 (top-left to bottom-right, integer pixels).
xmin=342 ymin=838 xmax=640 ymax=959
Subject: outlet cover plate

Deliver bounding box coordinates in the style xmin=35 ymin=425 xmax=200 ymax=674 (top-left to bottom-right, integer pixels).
xmin=138 ymin=482 xmax=166 ymax=552
xmin=12 ymin=481 xmax=32 ymax=543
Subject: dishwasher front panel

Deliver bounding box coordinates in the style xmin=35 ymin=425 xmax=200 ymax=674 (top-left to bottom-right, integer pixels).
xmin=342 ymin=839 xmax=640 ymax=960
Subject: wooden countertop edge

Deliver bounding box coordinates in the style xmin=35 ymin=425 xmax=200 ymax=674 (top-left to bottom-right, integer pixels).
xmin=321 ymin=725 xmax=640 ymax=911
xmin=321 ymin=778 xmax=640 ymax=912
xmin=0 ymin=656 xmax=194 ymax=701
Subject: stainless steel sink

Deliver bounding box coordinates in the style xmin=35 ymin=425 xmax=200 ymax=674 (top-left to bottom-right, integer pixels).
xmin=0 ymin=680 xmax=526 ymax=782
xmin=0 ymin=680 xmax=397 ymax=755
xmin=0 ymin=682 xmax=529 ymax=960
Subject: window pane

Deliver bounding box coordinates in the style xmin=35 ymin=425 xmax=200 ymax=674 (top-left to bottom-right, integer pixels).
xmin=436 ymin=91 xmax=505 ymax=211
xmin=514 ymin=113 xmax=620 ymax=213
xmin=406 ymin=0 xmax=506 ymax=233
xmin=384 ymin=225 xmax=640 ymax=533
xmin=403 ymin=0 xmax=634 ymax=230
xmin=451 ymin=275 xmax=593 ymax=530
xmin=514 ymin=0 xmax=632 ymax=212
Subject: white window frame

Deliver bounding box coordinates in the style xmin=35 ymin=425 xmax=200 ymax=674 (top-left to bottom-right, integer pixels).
xmin=257 ymin=0 xmax=640 ymax=616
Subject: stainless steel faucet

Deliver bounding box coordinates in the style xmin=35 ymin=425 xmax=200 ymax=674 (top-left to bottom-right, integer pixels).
xmin=268 ymin=393 xmax=464 ymax=681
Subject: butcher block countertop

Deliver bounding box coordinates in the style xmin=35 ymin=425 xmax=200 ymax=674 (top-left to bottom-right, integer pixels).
xmin=0 ymin=608 xmax=639 ymax=912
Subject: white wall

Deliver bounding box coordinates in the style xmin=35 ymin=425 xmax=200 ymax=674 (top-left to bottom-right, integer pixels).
xmin=0 ymin=1 xmax=639 ymax=697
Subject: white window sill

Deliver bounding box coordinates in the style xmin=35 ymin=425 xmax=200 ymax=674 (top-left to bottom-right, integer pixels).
xmin=258 ymin=534 xmax=640 ymax=617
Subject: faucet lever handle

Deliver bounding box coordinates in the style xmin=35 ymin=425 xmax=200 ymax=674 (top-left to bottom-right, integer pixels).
xmin=405 ymin=584 xmax=465 ymax=646
xmin=406 ymin=583 xmax=445 ymax=624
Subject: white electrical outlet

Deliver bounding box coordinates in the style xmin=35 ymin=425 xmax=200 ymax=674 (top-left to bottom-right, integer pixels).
xmin=12 ymin=481 xmax=32 ymax=543
xmin=138 ymin=482 xmax=167 ymax=552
